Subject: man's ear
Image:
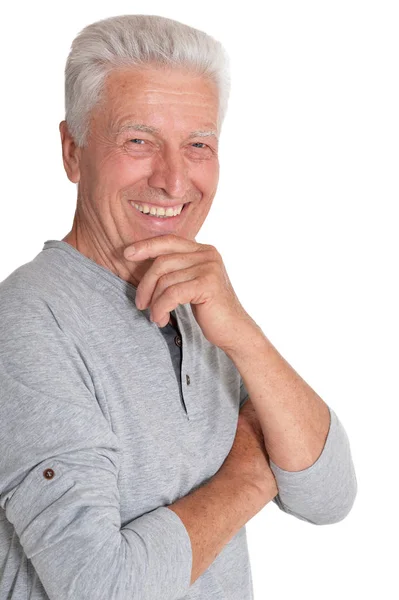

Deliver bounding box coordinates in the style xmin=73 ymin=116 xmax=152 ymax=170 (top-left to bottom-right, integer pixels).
xmin=59 ymin=120 xmax=81 ymax=184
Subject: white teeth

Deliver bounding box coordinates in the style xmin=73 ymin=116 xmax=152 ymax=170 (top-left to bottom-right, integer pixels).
xmin=131 ymin=202 xmax=185 ymax=218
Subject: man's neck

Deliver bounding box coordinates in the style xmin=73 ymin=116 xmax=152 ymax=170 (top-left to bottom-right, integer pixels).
xmin=63 ymin=228 xmax=180 ymax=330
xmin=62 ymin=226 xmax=147 ymax=289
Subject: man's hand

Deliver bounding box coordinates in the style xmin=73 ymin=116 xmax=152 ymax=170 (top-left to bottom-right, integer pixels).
xmin=220 ymin=398 xmax=278 ymax=501
xmin=239 ymin=397 xmax=266 ymax=449
xmin=123 ymin=234 xmax=256 ymax=351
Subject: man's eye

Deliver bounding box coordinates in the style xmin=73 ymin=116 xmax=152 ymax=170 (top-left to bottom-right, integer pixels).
xmin=192 ymin=142 xmax=207 ymax=148
xmin=129 ymin=138 xmax=145 ymax=144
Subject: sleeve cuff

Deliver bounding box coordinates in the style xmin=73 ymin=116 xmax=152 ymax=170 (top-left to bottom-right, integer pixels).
xmin=123 ymin=505 xmax=192 ymax=597
xmin=269 ymin=406 xmax=358 ymax=524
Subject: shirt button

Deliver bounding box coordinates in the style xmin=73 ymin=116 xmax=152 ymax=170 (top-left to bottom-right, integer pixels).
xmin=174 ymin=335 xmax=182 ymax=347
xmin=43 ymin=468 xmax=55 ymax=479
xmin=186 ymin=374 xmax=190 ymax=385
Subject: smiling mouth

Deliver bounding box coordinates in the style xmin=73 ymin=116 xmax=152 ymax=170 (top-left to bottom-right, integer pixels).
xmin=129 ymin=201 xmax=190 ymax=220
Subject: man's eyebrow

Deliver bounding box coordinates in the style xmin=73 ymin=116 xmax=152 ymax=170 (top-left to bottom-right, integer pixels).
xmin=116 ymin=123 xmax=218 ymax=141
xmin=188 ymin=130 xmax=218 ymax=141
xmin=116 ymin=123 xmax=160 ymax=135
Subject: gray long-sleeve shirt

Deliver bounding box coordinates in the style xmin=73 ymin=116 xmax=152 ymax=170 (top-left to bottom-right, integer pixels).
xmin=0 ymin=239 xmax=357 ymax=599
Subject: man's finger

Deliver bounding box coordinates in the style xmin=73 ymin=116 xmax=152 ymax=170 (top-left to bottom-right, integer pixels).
xmin=124 ymin=234 xmax=199 ymax=260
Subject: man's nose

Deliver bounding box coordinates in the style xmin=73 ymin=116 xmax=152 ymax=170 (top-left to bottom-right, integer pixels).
xmin=148 ymin=148 xmax=190 ymax=199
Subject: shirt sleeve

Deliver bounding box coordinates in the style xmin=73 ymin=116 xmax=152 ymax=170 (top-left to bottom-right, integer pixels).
xmin=0 ymin=292 xmax=192 ymax=600
xmin=270 ymin=405 xmax=358 ymax=525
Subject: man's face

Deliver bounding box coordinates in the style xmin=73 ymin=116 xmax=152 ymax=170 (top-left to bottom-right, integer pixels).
xmin=70 ymin=65 xmax=220 ymax=247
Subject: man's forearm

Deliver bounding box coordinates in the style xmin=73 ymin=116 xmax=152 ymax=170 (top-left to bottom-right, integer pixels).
xmin=168 ymin=469 xmax=275 ymax=586
xmin=222 ymin=320 xmax=331 ymax=472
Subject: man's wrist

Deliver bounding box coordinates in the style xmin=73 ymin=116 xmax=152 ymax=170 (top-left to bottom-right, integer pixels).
xmin=220 ymin=318 xmax=266 ymax=360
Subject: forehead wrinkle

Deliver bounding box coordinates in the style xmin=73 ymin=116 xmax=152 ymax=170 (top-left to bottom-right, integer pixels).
xmin=136 ymin=85 xmax=215 ymax=96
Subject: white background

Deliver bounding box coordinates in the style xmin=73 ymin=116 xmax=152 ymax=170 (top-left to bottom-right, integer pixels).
xmin=0 ymin=1 xmax=398 ymax=598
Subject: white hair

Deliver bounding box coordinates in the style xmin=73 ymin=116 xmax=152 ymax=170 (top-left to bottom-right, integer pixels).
xmin=64 ymin=14 xmax=231 ymax=147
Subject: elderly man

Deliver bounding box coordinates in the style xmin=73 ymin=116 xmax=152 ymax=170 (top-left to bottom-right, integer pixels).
xmin=0 ymin=14 xmax=357 ymax=600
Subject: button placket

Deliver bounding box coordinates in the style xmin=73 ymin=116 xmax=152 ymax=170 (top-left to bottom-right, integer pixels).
xmin=150 ymin=311 xmax=191 ymax=418
xmin=173 ymin=311 xmax=195 ymax=419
